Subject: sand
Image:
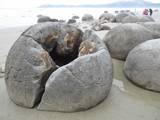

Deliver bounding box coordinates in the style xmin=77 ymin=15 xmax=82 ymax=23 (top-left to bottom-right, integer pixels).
xmin=0 ymin=24 xmax=160 ymax=120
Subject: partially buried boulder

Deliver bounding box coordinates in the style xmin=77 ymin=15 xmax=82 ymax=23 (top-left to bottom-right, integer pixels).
xmin=82 ymin=14 xmax=94 ymax=21
xmin=103 ymin=23 xmax=154 ymax=60
xmin=38 ymin=30 xmax=113 ymax=112
xmin=124 ymin=39 xmax=160 ymax=92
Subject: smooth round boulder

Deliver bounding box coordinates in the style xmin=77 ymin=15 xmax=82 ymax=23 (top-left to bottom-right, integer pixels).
xmin=37 ymin=15 xmax=51 ymax=23
xmin=99 ymin=13 xmax=116 ymax=22
xmin=72 ymin=15 xmax=80 ymax=20
xmin=82 ymin=14 xmax=94 ymax=21
xmin=103 ymin=23 xmax=154 ymax=60
xmin=115 ymin=12 xmax=130 ymax=23
xmin=67 ymin=19 xmax=76 ymax=24
xmin=124 ymin=39 xmax=160 ymax=92
xmin=138 ymin=16 xmax=155 ymax=22
xmin=139 ymin=22 xmax=160 ymax=38
xmin=38 ymin=30 xmax=113 ymax=112
xmin=5 ymin=22 xmax=83 ymax=108
xmin=122 ymin=15 xmax=139 ymax=23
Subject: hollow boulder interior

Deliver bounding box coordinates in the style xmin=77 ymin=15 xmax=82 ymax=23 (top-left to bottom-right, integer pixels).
xmin=49 ymin=46 xmax=79 ymax=66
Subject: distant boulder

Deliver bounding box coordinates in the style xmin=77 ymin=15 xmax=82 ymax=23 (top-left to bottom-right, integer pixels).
xmin=50 ymin=18 xmax=58 ymax=22
xmin=82 ymin=14 xmax=94 ymax=21
xmin=122 ymin=15 xmax=139 ymax=23
xmin=37 ymin=15 xmax=51 ymax=23
xmin=92 ymin=24 xmax=111 ymax=31
xmin=72 ymin=15 xmax=80 ymax=20
xmin=115 ymin=12 xmax=131 ymax=23
xmin=99 ymin=13 xmax=116 ymax=23
xmin=67 ymin=19 xmax=76 ymax=24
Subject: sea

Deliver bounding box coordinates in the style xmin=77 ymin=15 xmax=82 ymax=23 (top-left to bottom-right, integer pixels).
xmin=0 ymin=7 xmax=148 ymax=29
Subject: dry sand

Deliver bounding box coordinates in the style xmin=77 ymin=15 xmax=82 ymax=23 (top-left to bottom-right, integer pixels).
xmin=0 ymin=24 xmax=160 ymax=120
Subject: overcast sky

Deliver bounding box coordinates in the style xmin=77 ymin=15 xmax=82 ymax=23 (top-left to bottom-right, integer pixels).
xmin=1 ymin=0 xmax=160 ymax=8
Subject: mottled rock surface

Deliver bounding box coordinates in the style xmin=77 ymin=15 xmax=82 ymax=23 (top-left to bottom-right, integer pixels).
xmin=37 ymin=15 xmax=51 ymax=23
xmin=23 ymin=22 xmax=83 ymax=66
xmin=5 ymin=23 xmax=113 ymax=112
xmin=124 ymin=39 xmax=160 ymax=92
xmin=103 ymin=23 xmax=154 ymax=60
xmin=38 ymin=30 xmax=113 ymax=112
xmin=99 ymin=13 xmax=116 ymax=22
xmin=67 ymin=19 xmax=76 ymax=24
xmin=82 ymin=14 xmax=94 ymax=21
xmin=5 ymin=36 xmax=56 ymax=108
xmin=5 ymin=22 xmax=83 ymax=108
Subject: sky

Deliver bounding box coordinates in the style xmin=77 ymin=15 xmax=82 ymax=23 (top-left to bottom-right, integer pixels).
xmin=1 ymin=0 xmax=160 ymax=8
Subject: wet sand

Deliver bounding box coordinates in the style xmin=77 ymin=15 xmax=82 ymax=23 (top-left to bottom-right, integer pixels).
xmin=0 ymin=25 xmax=160 ymax=120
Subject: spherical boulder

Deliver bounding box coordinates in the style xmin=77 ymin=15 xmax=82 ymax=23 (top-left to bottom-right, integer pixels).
xmin=103 ymin=23 xmax=154 ymax=60
xmin=67 ymin=19 xmax=76 ymax=24
xmin=38 ymin=30 xmax=113 ymax=112
xmin=139 ymin=22 xmax=160 ymax=39
xmin=99 ymin=13 xmax=116 ymax=22
xmin=37 ymin=15 xmax=51 ymax=23
xmin=72 ymin=15 xmax=80 ymax=20
xmin=122 ymin=15 xmax=139 ymax=23
xmin=82 ymin=14 xmax=94 ymax=21
xmin=124 ymin=39 xmax=160 ymax=92
xmin=115 ymin=12 xmax=130 ymax=23
xmin=138 ymin=16 xmax=155 ymax=22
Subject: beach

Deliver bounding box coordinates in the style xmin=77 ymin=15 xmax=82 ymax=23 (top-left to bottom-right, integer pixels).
xmin=1 ymin=8 xmax=160 ymax=120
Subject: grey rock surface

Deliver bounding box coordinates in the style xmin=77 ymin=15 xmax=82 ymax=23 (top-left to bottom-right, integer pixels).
xmin=5 ymin=22 xmax=83 ymax=108
xmin=82 ymin=14 xmax=94 ymax=21
xmin=138 ymin=16 xmax=154 ymax=22
xmin=115 ymin=12 xmax=130 ymax=23
xmin=67 ymin=19 xmax=76 ymax=24
xmin=99 ymin=13 xmax=116 ymax=22
xmin=5 ymin=23 xmax=113 ymax=112
xmin=5 ymin=36 xmax=56 ymax=108
xmin=124 ymin=39 xmax=160 ymax=92
xmin=139 ymin=22 xmax=160 ymax=39
xmin=23 ymin=22 xmax=83 ymax=66
xmin=103 ymin=23 xmax=154 ymax=60
xmin=37 ymin=15 xmax=51 ymax=23
xmin=38 ymin=30 xmax=113 ymax=112
xmin=122 ymin=15 xmax=139 ymax=23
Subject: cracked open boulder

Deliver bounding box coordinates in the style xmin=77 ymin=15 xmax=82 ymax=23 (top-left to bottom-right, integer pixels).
xmin=5 ymin=22 xmax=113 ymax=112
xmin=124 ymin=39 xmax=160 ymax=92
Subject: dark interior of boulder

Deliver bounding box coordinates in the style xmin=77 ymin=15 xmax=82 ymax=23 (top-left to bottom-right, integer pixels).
xmin=49 ymin=46 xmax=79 ymax=66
